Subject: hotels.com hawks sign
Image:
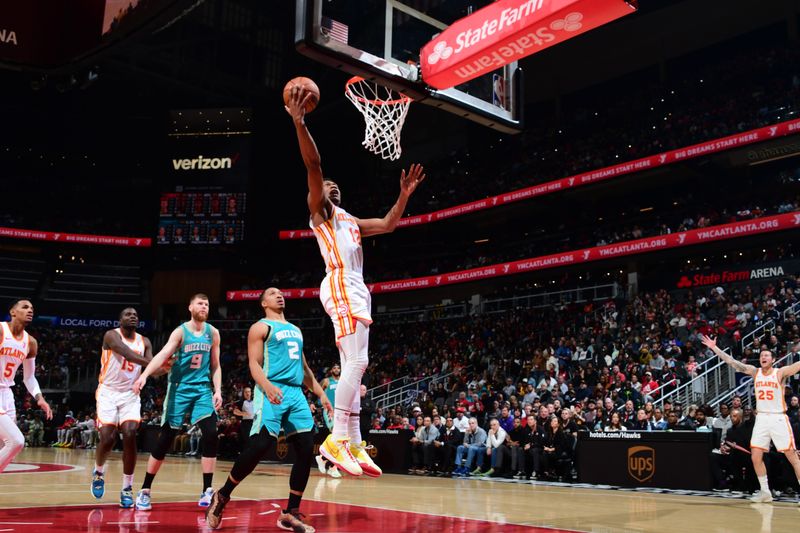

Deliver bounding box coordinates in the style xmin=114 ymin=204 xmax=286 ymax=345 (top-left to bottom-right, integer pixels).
xmin=420 ymin=0 xmax=637 ymax=90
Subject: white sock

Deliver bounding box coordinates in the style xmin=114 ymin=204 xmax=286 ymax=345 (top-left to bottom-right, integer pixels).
xmin=123 ymin=474 xmax=134 ymax=489
xmin=95 ymin=464 xmax=105 ymax=474
xmin=332 ymin=409 xmax=350 ymax=439
xmin=757 ymin=475 xmax=770 ymax=493
xmin=347 ymin=386 xmax=361 ymax=444
xmin=349 ymin=414 xmax=362 ymax=445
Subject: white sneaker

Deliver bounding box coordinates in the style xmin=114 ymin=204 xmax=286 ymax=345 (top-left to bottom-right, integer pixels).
xmin=750 ymin=490 xmax=773 ymax=503
xmin=198 ymin=487 xmax=214 ymax=508
xmin=315 ymin=455 xmax=327 ymax=475
xmin=327 ymin=465 xmax=342 ymax=479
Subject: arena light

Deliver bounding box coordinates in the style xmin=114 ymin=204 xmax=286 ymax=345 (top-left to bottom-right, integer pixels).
xmin=421 ymin=0 xmax=638 ymax=89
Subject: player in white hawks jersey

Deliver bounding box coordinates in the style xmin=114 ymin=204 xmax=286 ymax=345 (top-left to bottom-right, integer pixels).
xmin=701 ymin=334 xmax=800 ymax=504
xmin=91 ymin=307 xmax=154 ymax=508
xmin=286 ymin=86 xmax=425 ymax=477
xmin=0 ymin=299 xmax=53 ymax=473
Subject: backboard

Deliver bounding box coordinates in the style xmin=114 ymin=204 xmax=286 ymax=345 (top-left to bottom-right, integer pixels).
xmin=295 ymin=0 xmax=523 ymax=133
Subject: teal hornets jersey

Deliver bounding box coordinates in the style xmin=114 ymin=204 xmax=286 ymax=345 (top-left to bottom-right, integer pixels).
xmin=260 ymin=319 xmax=304 ymax=386
xmin=325 ymin=376 xmax=338 ymax=406
xmin=169 ymin=322 xmax=213 ymax=385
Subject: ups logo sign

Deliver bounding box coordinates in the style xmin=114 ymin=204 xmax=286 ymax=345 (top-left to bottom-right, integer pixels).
xmin=276 ymin=436 xmax=288 ymax=460
xmin=627 ymin=445 xmax=655 ymax=482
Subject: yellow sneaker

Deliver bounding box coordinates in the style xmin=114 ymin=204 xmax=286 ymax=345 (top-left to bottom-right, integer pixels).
xmin=350 ymin=441 xmax=382 ymax=478
xmin=319 ymin=435 xmax=362 ymax=476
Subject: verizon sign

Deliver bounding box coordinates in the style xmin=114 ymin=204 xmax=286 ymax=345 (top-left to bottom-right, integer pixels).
xmin=421 ymin=0 xmax=637 ymax=90
xmin=171 ymin=154 xmax=237 ymax=171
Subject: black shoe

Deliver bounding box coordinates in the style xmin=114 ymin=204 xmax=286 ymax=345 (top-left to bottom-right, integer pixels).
xmin=205 ymin=490 xmax=230 ymax=530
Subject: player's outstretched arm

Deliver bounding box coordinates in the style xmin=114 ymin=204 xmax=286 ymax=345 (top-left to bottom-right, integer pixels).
xmin=104 ymin=330 xmax=151 ymax=367
xmin=699 ymin=334 xmax=757 ymax=377
xmin=247 ymin=322 xmax=283 ymax=404
xmin=779 ymin=342 xmax=800 ymax=380
xmin=301 ymin=352 xmax=332 ymax=418
xmin=210 ymin=326 xmax=223 ymax=410
xmin=357 ymin=164 xmax=426 ymax=237
xmin=23 ymin=336 xmax=52 ymax=420
xmin=285 ymin=85 xmax=330 ymax=220
xmin=133 ymin=327 xmax=182 ymax=393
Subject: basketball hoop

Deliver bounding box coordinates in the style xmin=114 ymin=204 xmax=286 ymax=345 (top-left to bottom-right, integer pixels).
xmin=345 ymin=76 xmax=412 ymax=161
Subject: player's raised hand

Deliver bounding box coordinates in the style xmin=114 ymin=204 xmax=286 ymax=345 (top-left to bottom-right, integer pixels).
xmin=38 ymin=396 xmax=53 ymax=420
xmin=265 ymin=382 xmax=284 ymax=404
xmin=399 ymin=164 xmax=426 ymax=197
xmin=699 ymin=334 xmax=716 ymax=349
xmin=132 ymin=375 xmax=147 ymax=395
xmin=285 ymin=85 xmax=313 ymax=124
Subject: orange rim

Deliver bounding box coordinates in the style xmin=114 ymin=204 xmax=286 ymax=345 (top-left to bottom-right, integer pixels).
xmin=344 ymin=76 xmax=412 ymax=105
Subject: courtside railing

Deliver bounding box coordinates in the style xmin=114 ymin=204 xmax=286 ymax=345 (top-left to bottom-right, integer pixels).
xmin=370 ymin=367 xmax=470 ymax=411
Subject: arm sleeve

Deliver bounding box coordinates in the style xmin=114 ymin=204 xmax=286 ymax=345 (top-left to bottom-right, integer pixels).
xmin=23 ymin=357 xmax=42 ymax=399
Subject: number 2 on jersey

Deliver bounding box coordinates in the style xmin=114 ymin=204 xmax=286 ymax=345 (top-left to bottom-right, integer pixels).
xmin=287 ymin=341 xmax=300 ymax=360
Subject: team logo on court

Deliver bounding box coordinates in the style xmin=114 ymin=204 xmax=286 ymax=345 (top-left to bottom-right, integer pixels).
xmin=427 ymin=41 xmax=453 ymax=65
xmin=276 ymin=436 xmax=288 ymax=460
xmin=550 ymin=12 xmax=583 ymax=32
xmin=627 ymin=446 xmax=655 ymax=482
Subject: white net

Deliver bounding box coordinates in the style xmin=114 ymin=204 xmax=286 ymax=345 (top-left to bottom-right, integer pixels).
xmin=345 ymin=77 xmax=412 ymax=161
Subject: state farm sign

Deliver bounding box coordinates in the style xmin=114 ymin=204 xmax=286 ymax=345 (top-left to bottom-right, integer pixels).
xmin=421 ymin=0 xmax=637 ymax=89
xmin=676 ymin=265 xmax=788 ymax=289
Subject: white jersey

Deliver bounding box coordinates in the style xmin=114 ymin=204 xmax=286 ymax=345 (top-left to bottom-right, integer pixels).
xmin=98 ymin=329 xmax=144 ymax=392
xmin=310 ymin=205 xmax=364 ymax=277
xmin=0 ymin=322 xmax=30 ymax=389
xmin=753 ymin=368 xmax=785 ymax=414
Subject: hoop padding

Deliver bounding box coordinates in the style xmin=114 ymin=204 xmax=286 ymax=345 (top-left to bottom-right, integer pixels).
xmin=345 ymin=77 xmax=412 ymax=161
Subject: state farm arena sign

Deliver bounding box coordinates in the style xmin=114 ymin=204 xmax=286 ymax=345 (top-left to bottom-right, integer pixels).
xmin=676 ymin=264 xmax=792 ymax=289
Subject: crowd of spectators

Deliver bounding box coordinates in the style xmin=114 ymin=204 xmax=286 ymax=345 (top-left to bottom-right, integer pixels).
xmin=331 ymin=41 xmax=800 ymax=222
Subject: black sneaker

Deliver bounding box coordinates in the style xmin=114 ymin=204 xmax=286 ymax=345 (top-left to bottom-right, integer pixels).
xmin=205 ymin=490 xmax=230 ymax=530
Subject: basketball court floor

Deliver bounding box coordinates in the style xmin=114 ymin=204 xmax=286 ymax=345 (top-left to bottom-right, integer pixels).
xmin=0 ymin=448 xmax=796 ymax=532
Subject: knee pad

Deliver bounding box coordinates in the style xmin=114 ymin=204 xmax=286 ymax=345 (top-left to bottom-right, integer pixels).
xmin=150 ymin=426 xmax=177 ymax=461
xmin=198 ymin=415 xmax=219 ymax=458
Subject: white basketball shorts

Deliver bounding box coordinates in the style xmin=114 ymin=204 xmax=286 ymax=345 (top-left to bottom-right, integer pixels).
xmin=319 ymin=271 xmax=372 ymax=340
xmin=96 ymin=385 xmax=141 ymax=428
xmin=750 ymin=413 xmax=796 ymax=452
xmin=0 ymin=387 xmax=15 ymax=422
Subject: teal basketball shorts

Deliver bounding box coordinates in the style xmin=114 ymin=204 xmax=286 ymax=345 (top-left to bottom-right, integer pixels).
xmin=163 ymin=381 xmax=215 ymax=429
xmin=252 ymin=384 xmax=314 ymax=438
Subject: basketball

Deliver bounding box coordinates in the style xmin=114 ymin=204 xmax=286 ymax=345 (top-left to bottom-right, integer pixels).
xmin=283 ymin=76 xmax=320 ymax=113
